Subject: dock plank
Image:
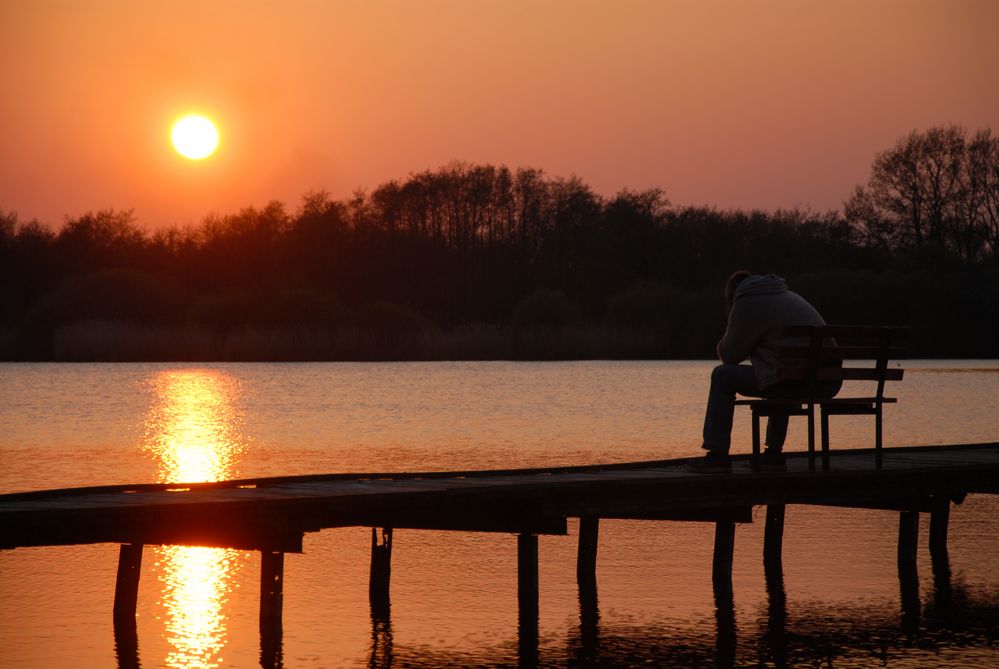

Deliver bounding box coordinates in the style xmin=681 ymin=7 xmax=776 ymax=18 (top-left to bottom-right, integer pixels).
xmin=2 ymin=442 xmax=997 ymax=550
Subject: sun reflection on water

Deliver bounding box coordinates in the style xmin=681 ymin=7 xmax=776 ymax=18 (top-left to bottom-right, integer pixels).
xmin=144 ymin=369 xmax=247 ymax=669
xmin=145 ymin=370 xmax=244 ymax=484
xmin=159 ymin=545 xmax=236 ymax=668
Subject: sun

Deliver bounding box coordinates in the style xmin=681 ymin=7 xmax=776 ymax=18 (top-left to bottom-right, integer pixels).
xmin=171 ymin=115 xmax=219 ymax=160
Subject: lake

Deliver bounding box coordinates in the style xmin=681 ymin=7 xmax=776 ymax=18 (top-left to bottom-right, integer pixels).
xmin=1 ymin=361 xmax=998 ymax=668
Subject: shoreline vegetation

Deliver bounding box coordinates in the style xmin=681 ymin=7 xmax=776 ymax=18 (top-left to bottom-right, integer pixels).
xmin=3 ymin=125 xmax=998 ymax=362
xmin=10 ymin=320 xmax=695 ymax=362
xmin=2 ymin=314 xmax=997 ymax=362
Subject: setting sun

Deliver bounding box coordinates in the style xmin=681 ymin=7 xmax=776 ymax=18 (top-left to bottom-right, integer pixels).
xmin=171 ymin=114 xmax=219 ymax=160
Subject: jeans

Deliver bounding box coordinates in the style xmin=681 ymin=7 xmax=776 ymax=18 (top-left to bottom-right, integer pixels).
xmin=701 ymin=364 xmax=841 ymax=455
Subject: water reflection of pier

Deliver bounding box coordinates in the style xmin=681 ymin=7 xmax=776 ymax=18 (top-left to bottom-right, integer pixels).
xmin=364 ymin=541 xmax=998 ymax=668
xmin=2 ymin=442 xmax=998 ymax=667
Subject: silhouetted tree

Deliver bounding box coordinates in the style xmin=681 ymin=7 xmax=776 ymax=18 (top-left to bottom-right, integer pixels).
xmin=56 ymin=209 xmax=145 ymax=276
xmin=845 ymin=125 xmax=999 ymax=262
xmin=0 ymin=213 xmax=58 ymax=324
xmin=4 ymin=143 xmax=998 ymax=359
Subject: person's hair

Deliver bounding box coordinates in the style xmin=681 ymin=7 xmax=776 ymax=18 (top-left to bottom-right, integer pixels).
xmin=724 ymin=270 xmax=752 ymax=304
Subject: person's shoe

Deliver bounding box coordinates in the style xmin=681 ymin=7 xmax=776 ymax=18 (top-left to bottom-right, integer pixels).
xmin=686 ymin=452 xmax=732 ymax=474
xmin=758 ymin=448 xmax=787 ymax=472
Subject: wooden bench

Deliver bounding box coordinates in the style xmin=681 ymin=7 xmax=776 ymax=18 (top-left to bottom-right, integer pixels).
xmin=735 ymin=325 xmax=907 ymax=471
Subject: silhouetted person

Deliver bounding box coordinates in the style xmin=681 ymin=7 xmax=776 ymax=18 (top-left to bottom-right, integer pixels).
xmin=688 ymin=271 xmax=840 ymax=473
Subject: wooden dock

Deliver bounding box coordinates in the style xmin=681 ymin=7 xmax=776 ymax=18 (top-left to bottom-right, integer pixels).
xmin=2 ymin=442 xmax=998 ymax=666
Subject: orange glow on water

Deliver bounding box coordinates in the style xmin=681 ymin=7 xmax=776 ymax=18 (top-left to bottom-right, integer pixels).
xmin=159 ymin=545 xmax=236 ymax=669
xmin=144 ymin=369 xmax=244 ymax=484
xmin=144 ymin=369 xmax=246 ymax=668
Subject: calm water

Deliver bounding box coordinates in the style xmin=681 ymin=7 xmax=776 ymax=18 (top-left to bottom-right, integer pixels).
xmin=1 ymin=361 xmax=998 ymax=668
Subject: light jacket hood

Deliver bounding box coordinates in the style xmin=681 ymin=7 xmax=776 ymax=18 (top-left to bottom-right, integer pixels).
xmin=734 ymin=274 xmax=787 ymax=301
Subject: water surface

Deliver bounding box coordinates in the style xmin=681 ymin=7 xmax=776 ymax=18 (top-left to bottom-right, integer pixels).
xmin=1 ymin=361 xmax=997 ymax=667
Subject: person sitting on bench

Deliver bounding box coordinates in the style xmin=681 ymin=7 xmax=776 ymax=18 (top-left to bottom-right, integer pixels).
xmin=687 ymin=271 xmax=841 ymax=473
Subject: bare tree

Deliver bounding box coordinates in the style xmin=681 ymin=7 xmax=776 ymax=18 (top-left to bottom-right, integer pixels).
xmin=966 ymin=129 xmax=999 ymax=258
xmin=845 ymin=125 xmax=999 ymax=262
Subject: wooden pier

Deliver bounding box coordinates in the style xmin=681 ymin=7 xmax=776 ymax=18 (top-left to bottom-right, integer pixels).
xmin=2 ymin=442 xmax=998 ymax=664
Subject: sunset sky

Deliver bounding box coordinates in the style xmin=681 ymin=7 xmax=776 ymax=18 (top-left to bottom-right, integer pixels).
xmin=2 ymin=0 xmax=997 ymax=229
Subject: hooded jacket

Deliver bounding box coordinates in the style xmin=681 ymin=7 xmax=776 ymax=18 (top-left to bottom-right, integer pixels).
xmin=716 ymin=274 xmax=826 ymax=388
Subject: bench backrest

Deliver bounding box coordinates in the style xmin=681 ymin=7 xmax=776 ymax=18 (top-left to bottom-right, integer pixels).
xmin=776 ymin=325 xmax=907 ymax=399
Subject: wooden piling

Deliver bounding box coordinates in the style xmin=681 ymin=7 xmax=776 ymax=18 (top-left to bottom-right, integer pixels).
xmin=929 ymin=499 xmax=950 ymax=559
xmin=712 ymin=521 xmax=736 ymax=591
xmin=369 ymin=528 xmax=393 ymax=615
xmin=576 ymin=517 xmax=599 ymax=586
xmin=369 ymin=611 xmax=393 ymax=669
xmin=897 ymin=511 xmax=919 ymax=570
xmin=575 ymin=516 xmax=601 ymax=662
xmin=113 ymin=545 xmax=141 ymax=669
xmin=518 ymin=533 xmax=539 ymax=613
xmin=897 ymin=510 xmax=921 ymax=630
xmin=763 ymin=504 xmax=785 ymax=575
xmin=112 ymin=543 xmax=143 ymax=622
xmin=259 ymin=550 xmax=284 ymax=668
xmin=259 ymin=550 xmax=284 ymax=633
xmin=713 ymin=563 xmax=737 ymax=667
xmin=113 ymin=614 xmax=140 ymax=669
xmin=894 ymin=511 xmax=924 ymax=630
xmin=930 ymin=536 xmax=953 ymax=611
xmin=577 ymin=576 xmax=599 ymax=661
xmin=763 ymin=563 xmax=788 ymax=668
xmin=517 ymin=533 xmax=540 ymax=668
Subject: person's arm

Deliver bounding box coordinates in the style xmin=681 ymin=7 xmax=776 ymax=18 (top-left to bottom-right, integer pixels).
xmin=716 ymin=302 xmax=757 ymax=364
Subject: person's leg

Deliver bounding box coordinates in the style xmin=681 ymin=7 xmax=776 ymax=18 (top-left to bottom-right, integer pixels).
xmin=702 ymin=364 xmax=763 ymax=454
xmin=762 ymin=379 xmax=843 ymax=451
xmin=764 ymin=413 xmax=790 ymax=451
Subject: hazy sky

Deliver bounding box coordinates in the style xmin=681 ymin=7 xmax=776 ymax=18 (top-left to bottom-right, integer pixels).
xmin=2 ymin=0 xmax=997 ymax=229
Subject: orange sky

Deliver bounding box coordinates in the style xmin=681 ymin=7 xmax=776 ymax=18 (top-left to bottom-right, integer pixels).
xmin=1 ymin=0 xmax=997 ymax=229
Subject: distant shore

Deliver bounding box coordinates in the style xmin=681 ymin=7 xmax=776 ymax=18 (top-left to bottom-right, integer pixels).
xmin=5 ymin=152 xmax=999 ymax=364
xmin=0 ymin=320 xmax=703 ymax=362
xmin=1 ymin=320 xmax=996 ymax=362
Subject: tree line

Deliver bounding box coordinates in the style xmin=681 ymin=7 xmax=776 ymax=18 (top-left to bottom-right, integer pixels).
xmin=1 ymin=125 xmax=997 ymax=360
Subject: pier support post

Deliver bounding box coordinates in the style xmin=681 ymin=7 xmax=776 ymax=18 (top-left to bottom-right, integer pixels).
xmin=113 ymin=543 xmax=143 ymax=669
xmin=929 ymin=499 xmax=950 ymax=560
xmin=369 ymin=605 xmax=394 ymax=669
xmin=763 ymin=505 xmax=785 ymax=576
xmin=762 ymin=556 xmax=788 ymax=668
xmin=113 ymin=615 xmax=140 ymax=669
xmin=929 ymin=498 xmax=953 ymax=611
xmin=713 ymin=558 xmax=737 ymax=668
xmin=712 ymin=521 xmax=736 ymax=593
xmin=577 ymin=576 xmax=599 ymax=663
xmin=897 ymin=511 xmax=920 ymax=631
xmin=576 ymin=517 xmax=599 ymax=586
xmin=259 ymin=549 xmax=284 ymax=667
xmin=518 ymin=533 xmax=539 ymax=667
xmin=897 ymin=511 xmax=919 ymax=570
xmin=113 ymin=543 xmax=143 ymax=622
xmin=518 ymin=533 xmax=539 ymax=615
xmin=369 ymin=528 xmax=393 ymax=617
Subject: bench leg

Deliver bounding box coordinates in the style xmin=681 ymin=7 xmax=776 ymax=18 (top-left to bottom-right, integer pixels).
xmin=807 ymin=405 xmax=816 ymax=471
xmin=751 ymin=409 xmax=761 ymax=471
xmin=875 ymin=405 xmax=883 ymax=469
xmin=821 ymin=408 xmax=830 ymax=471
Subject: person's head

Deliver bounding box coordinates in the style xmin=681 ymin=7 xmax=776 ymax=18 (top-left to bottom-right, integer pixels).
xmin=724 ymin=270 xmax=752 ymax=312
